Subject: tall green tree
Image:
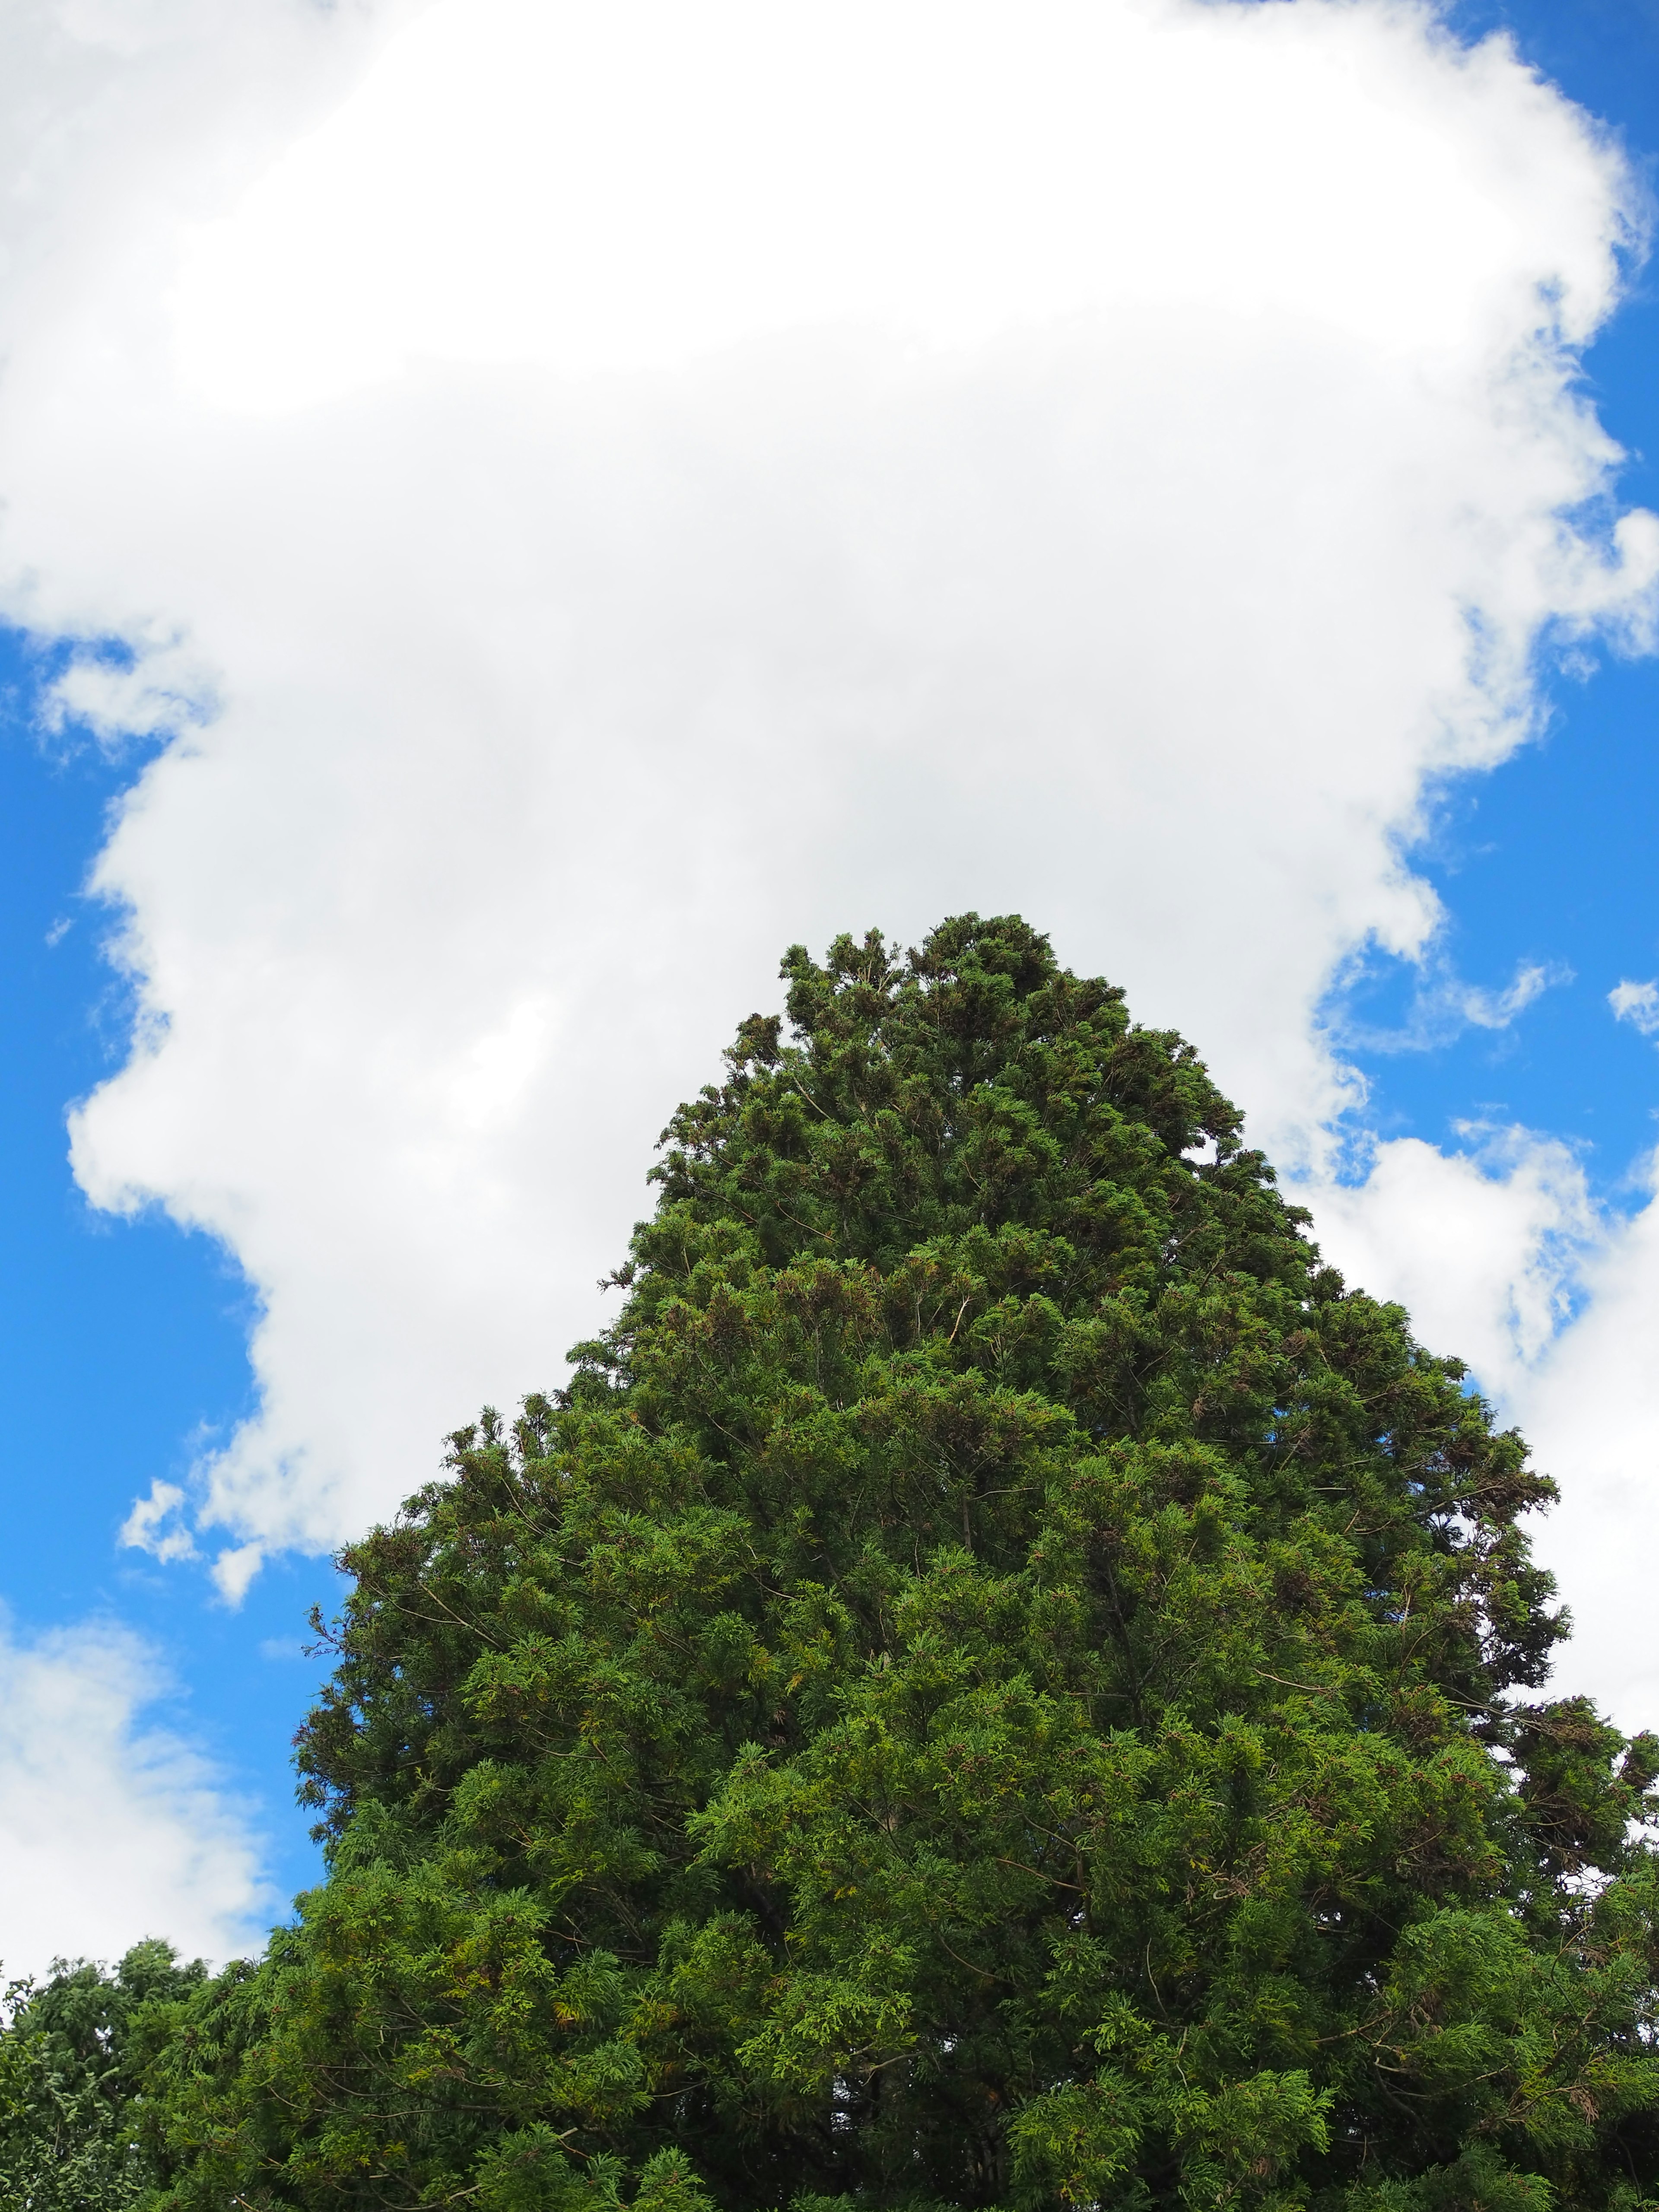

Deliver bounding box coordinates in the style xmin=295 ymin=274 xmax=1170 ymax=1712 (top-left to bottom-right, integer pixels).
xmin=141 ymin=916 xmax=1659 ymax=2209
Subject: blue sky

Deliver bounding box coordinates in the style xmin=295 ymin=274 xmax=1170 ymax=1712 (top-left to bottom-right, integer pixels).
xmin=0 ymin=658 xmax=324 ymax=1912
xmin=2 ymin=0 xmax=1659 ymax=1965
xmin=1334 ymin=0 xmax=1659 ymax=1195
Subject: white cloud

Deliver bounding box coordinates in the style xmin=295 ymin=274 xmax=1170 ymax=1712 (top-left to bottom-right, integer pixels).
xmin=1610 ymin=977 xmax=1659 ymax=1035
xmin=0 ymin=0 xmax=1653 ymax=1630
xmin=42 ymin=638 xmax=217 ymax=752
xmin=0 ymin=1615 xmax=270 ymax=1977
xmin=210 ymin=1542 xmax=265 ymax=1606
xmin=120 ymin=1478 xmax=197 ymax=1565
xmin=1513 ymin=1177 xmax=1659 ymax=1729
xmin=1310 ymin=1126 xmax=1601 ymax=1404
xmin=1461 ymin=960 xmax=1568 ymax=1032
xmin=1309 ymin=1115 xmax=1659 ymax=1737
xmin=1329 ymin=953 xmax=1573 ymax=1055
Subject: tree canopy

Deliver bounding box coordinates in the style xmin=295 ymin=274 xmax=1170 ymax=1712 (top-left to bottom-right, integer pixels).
xmin=127 ymin=915 xmax=1659 ymax=2208
xmin=0 ymin=1940 xmax=206 ymax=2210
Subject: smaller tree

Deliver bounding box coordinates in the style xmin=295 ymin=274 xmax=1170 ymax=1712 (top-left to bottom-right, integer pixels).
xmin=0 ymin=1939 xmax=207 ymax=2211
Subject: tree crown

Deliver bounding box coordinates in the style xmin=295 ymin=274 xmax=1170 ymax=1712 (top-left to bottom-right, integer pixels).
xmin=139 ymin=917 xmax=1659 ymax=2212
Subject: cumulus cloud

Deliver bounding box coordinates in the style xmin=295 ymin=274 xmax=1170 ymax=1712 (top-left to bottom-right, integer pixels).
xmin=0 ymin=0 xmax=1656 ymax=1656
xmin=1610 ymin=977 xmax=1659 ymax=1035
xmin=41 ymin=639 xmax=217 ymax=753
xmin=1513 ymin=1180 xmax=1659 ymax=1727
xmin=1296 ymin=1143 xmax=1659 ymax=1735
xmin=1310 ymin=1126 xmax=1601 ymax=1402
xmin=0 ymin=1615 xmax=270 ymax=1977
xmin=120 ymin=1478 xmax=197 ymax=1565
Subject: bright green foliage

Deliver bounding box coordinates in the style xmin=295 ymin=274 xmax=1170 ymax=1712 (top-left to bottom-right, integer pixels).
xmin=140 ymin=917 xmax=1659 ymax=2209
xmin=0 ymin=1939 xmax=205 ymax=2209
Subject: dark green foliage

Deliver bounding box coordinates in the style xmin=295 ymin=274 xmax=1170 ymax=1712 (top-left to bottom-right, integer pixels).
xmin=140 ymin=917 xmax=1659 ymax=2209
xmin=0 ymin=1939 xmax=205 ymax=2209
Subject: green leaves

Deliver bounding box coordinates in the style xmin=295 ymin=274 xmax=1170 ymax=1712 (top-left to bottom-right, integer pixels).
xmin=136 ymin=916 xmax=1659 ymax=2208
xmin=0 ymin=1941 xmax=207 ymax=2211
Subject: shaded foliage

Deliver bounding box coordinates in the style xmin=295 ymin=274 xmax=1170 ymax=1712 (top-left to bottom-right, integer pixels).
xmin=140 ymin=916 xmax=1659 ymax=2209
xmin=0 ymin=1939 xmax=205 ymax=2209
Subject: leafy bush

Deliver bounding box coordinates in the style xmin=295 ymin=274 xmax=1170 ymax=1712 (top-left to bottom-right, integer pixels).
xmin=0 ymin=1939 xmax=204 ymax=2209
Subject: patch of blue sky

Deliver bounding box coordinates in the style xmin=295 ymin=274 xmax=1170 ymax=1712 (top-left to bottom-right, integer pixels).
xmin=1318 ymin=0 xmax=1659 ymax=1211
xmin=0 ymin=631 xmax=334 ymax=1913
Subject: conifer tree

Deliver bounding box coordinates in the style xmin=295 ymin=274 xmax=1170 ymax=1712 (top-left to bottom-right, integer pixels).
xmin=141 ymin=916 xmax=1659 ymax=2210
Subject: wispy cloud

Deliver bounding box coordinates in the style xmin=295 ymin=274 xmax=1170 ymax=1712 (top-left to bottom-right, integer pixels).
xmin=1332 ymin=954 xmax=1574 ymax=1055
xmin=1462 ymin=961 xmax=1569 ymax=1030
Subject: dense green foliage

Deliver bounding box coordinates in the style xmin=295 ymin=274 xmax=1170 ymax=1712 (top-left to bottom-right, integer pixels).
xmin=137 ymin=916 xmax=1659 ymax=2209
xmin=0 ymin=1941 xmax=204 ymax=2209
